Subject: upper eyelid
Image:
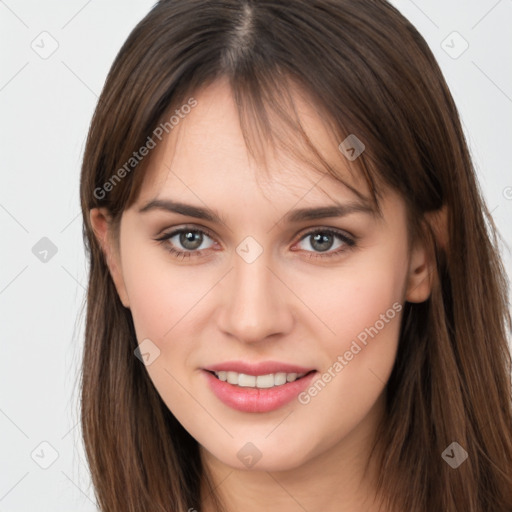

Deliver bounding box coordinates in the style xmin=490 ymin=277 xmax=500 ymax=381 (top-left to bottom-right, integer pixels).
xmin=157 ymin=225 xmax=217 ymax=242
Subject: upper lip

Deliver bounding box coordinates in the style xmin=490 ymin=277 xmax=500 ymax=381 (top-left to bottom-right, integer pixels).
xmin=202 ymin=361 xmax=316 ymax=376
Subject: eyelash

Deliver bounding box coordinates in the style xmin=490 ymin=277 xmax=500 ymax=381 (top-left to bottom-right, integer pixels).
xmin=154 ymin=225 xmax=356 ymax=261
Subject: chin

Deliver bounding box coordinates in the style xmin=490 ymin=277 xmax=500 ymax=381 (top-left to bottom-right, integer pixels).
xmin=210 ymin=444 xmax=311 ymax=473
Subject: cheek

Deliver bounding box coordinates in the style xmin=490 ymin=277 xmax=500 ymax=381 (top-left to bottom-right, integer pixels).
xmin=291 ymin=245 xmax=407 ymax=429
xmin=293 ymin=247 xmax=407 ymax=356
xmin=121 ymin=242 xmax=207 ymax=343
xmin=120 ymin=244 xmax=206 ymax=412
xmin=289 ymin=245 xmax=407 ymax=420
xmin=291 ymin=283 xmax=403 ymax=454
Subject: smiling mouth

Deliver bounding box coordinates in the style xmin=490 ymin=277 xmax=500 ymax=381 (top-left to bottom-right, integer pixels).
xmin=206 ymin=370 xmax=316 ymax=389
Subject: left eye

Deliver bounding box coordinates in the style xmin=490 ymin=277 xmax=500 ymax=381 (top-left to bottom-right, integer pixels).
xmin=294 ymin=229 xmax=355 ymax=255
xmin=156 ymin=228 xmax=215 ymax=254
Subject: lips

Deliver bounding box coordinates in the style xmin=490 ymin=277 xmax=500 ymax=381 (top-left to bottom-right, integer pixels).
xmin=203 ymin=360 xmax=315 ymax=375
xmin=201 ymin=360 xmax=318 ymax=413
xmin=203 ymin=370 xmax=317 ymax=413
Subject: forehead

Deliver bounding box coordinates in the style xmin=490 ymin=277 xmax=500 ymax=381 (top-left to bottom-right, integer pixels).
xmin=134 ymin=78 xmax=372 ymax=208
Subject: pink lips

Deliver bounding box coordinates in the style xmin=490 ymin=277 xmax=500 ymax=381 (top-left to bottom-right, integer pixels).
xmin=203 ymin=360 xmax=315 ymax=375
xmin=202 ymin=360 xmax=317 ymax=413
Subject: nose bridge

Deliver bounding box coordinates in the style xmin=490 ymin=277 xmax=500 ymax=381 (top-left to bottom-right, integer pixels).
xmin=217 ymin=242 xmax=293 ymax=343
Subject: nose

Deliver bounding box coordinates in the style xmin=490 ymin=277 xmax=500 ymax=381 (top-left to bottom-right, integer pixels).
xmin=216 ymin=249 xmax=294 ymax=344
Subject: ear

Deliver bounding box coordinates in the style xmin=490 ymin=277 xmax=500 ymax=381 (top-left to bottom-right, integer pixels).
xmin=89 ymin=208 xmax=130 ymax=308
xmin=405 ymin=237 xmax=433 ymax=303
xmin=405 ymin=206 xmax=447 ymax=303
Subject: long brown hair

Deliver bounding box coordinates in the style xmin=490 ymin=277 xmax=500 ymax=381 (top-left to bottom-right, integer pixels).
xmin=79 ymin=1 xmax=512 ymax=510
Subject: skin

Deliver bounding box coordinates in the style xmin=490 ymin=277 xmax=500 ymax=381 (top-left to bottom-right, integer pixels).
xmin=90 ymin=78 xmax=433 ymax=512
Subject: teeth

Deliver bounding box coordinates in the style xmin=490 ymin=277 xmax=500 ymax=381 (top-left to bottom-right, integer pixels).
xmin=238 ymin=374 xmax=256 ymax=387
xmin=256 ymin=374 xmax=274 ymax=388
xmin=274 ymin=372 xmax=287 ymax=386
xmin=214 ymin=370 xmax=307 ymax=388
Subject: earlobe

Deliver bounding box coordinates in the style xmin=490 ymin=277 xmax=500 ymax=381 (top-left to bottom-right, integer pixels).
xmin=89 ymin=208 xmax=130 ymax=308
xmin=405 ymin=243 xmax=433 ymax=303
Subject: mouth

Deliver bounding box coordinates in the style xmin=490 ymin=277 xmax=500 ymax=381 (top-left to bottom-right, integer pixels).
xmin=205 ymin=369 xmax=316 ymax=389
xmin=203 ymin=366 xmax=318 ymax=413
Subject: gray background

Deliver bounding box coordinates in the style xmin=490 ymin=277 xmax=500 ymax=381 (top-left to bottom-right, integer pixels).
xmin=1 ymin=1 xmax=511 ymax=510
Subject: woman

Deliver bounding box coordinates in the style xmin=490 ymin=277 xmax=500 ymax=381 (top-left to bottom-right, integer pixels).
xmin=79 ymin=1 xmax=512 ymax=510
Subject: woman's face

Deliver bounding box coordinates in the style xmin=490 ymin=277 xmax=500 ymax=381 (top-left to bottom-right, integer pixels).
xmin=91 ymin=79 xmax=431 ymax=473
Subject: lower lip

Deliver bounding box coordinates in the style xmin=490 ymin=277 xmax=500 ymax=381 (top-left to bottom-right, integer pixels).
xmin=203 ymin=370 xmax=317 ymax=413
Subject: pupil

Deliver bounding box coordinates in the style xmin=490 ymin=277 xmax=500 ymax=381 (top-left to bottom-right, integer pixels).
xmin=311 ymin=233 xmax=333 ymax=252
xmin=180 ymin=231 xmax=202 ymax=250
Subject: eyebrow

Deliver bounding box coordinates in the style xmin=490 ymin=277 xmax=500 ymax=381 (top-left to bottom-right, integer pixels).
xmin=138 ymin=197 xmax=377 ymax=223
